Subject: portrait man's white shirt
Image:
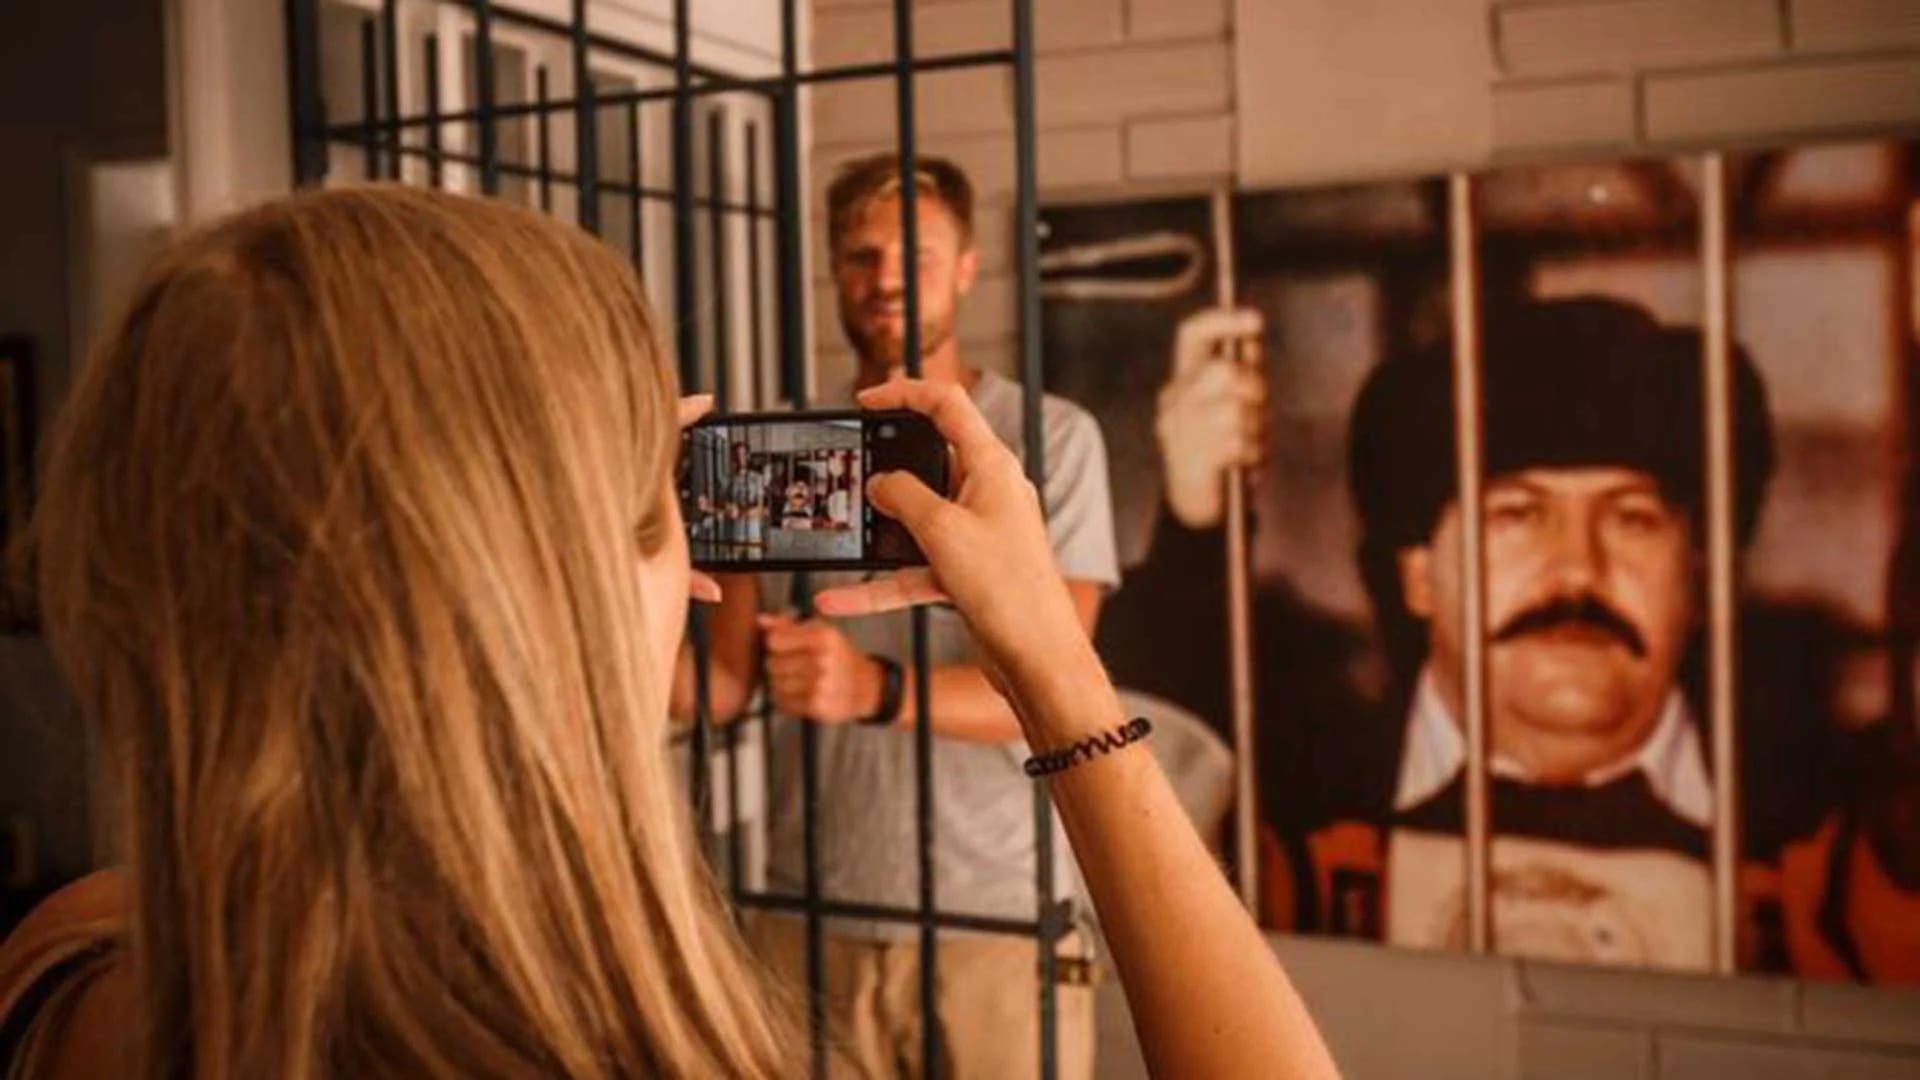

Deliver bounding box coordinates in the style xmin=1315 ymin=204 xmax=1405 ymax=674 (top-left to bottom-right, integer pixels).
xmin=1386 ymin=670 xmax=1715 ymax=971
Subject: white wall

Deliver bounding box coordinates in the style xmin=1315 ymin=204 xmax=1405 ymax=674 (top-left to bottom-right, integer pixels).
xmin=1241 ymin=0 xmax=1920 ymax=186
xmin=1097 ymin=934 xmax=1920 ymax=1080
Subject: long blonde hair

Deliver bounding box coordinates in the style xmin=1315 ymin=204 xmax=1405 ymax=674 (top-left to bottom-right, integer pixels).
xmin=31 ymin=185 xmax=797 ymax=1076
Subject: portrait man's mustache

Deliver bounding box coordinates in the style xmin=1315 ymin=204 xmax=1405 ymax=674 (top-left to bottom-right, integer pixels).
xmin=1493 ymin=593 xmax=1648 ymax=659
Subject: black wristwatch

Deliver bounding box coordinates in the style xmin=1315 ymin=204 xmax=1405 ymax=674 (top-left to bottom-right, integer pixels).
xmin=860 ymin=655 xmax=905 ymax=727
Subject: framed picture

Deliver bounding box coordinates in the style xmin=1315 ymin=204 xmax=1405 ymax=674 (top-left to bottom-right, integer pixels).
xmin=0 ymin=336 xmax=34 ymax=631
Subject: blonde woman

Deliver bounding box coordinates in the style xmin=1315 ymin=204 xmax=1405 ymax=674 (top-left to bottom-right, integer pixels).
xmin=0 ymin=186 xmax=1335 ymax=1079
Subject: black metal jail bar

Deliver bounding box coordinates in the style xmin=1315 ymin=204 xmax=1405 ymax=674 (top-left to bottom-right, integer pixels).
xmin=890 ymin=0 xmax=943 ymax=1068
xmin=321 ymin=48 xmax=1017 ymax=141
xmin=282 ymin=0 xmax=1058 ymax=1075
xmin=668 ymin=0 xmax=717 ymax=855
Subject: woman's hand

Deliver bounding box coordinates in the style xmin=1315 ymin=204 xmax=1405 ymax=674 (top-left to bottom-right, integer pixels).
xmin=812 ymin=379 xmax=1098 ymax=702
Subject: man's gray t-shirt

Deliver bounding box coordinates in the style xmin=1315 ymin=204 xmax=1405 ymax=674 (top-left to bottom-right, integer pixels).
xmin=761 ymin=370 xmax=1119 ymax=940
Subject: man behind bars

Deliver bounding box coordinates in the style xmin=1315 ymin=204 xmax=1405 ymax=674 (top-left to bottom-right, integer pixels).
xmin=696 ymin=154 xmax=1117 ymax=1077
xmin=1151 ymin=295 xmax=1919 ymax=977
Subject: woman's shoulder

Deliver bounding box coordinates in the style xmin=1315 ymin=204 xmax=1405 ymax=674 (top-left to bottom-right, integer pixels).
xmin=1 ymin=870 xmax=133 ymax=1077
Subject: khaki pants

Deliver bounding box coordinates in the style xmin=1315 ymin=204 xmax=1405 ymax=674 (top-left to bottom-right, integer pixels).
xmin=744 ymin=915 xmax=1096 ymax=1080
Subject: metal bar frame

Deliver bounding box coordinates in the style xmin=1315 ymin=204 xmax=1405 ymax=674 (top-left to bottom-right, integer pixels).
xmin=888 ymin=4 xmax=946 ymax=1073
xmin=627 ymin=99 xmax=643 ymax=267
xmin=473 ymin=0 xmax=499 ymax=195
xmin=535 ymin=65 xmax=552 ymax=212
xmin=318 ymin=49 xmax=1018 ymax=141
xmin=1012 ymin=0 xmax=1062 ymax=1072
xmin=424 ymin=32 xmax=444 ymax=186
xmin=287 ymin=3 xmax=1057 ymax=1075
xmin=360 ymin=19 xmax=381 ymax=178
xmin=571 ymin=0 xmax=597 ymax=233
xmin=381 ymin=0 xmax=402 ymax=179
xmin=667 ymin=0 xmax=715 ymax=854
xmin=325 ymin=136 xmax=775 ymax=212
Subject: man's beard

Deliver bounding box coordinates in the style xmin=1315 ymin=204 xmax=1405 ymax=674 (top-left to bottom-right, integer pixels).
xmin=843 ymin=305 xmax=956 ymax=369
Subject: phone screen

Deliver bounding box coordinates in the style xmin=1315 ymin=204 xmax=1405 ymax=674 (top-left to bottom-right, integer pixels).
xmin=678 ymin=410 xmax=943 ymax=571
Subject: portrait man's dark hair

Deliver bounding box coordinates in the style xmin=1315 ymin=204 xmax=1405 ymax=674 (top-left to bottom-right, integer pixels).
xmin=1346 ymin=295 xmax=1777 ymax=683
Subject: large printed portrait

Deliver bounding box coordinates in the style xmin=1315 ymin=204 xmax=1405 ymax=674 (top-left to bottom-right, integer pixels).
xmin=1041 ymin=140 xmax=1920 ymax=983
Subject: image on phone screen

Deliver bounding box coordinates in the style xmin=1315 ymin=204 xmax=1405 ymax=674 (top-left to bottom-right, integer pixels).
xmin=678 ymin=411 xmax=944 ymax=571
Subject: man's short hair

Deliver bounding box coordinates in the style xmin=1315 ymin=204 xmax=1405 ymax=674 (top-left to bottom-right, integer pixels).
xmin=826 ymin=153 xmax=975 ymax=252
xmin=1347 ymin=295 xmax=1776 ymax=558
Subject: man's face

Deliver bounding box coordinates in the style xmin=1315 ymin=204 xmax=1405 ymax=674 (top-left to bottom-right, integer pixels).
xmin=1400 ymin=467 xmax=1695 ymax=782
xmin=731 ymin=444 xmax=749 ymax=469
xmin=832 ymin=191 xmax=977 ymax=372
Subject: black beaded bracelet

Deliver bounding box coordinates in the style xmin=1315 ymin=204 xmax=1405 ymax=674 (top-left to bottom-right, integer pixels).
xmin=1023 ymin=717 xmax=1154 ymax=778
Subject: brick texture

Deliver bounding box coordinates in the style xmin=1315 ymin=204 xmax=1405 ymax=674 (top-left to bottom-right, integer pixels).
xmin=1038 ymin=126 xmax=1126 ymax=189
xmin=1791 ymin=0 xmax=1920 ymax=53
xmin=1237 ymin=0 xmax=1493 ymax=187
xmin=1037 ymin=41 xmax=1232 ymax=126
xmin=811 ymin=0 xmax=1128 ymax=70
xmin=1656 ymin=1034 xmax=1920 ymax=1079
xmin=1492 ymin=77 xmax=1636 ymax=153
xmin=1495 ymin=0 xmax=1781 ymax=77
xmin=1516 ymin=961 xmax=1797 ymax=1033
xmin=1517 ymin=1020 xmax=1652 ymax=1080
xmin=811 ymin=67 xmax=1012 ymax=144
xmin=1799 ymin=982 xmax=1920 ymax=1048
xmin=1274 ymin=935 xmax=1516 ymax=1080
xmin=1036 ymin=0 xmax=1128 ymax=51
xmin=812 ymin=2 xmax=999 ymax=70
xmin=1125 ymin=114 xmax=1234 ymax=180
xmin=1645 ymin=54 xmax=1920 ymax=144
xmin=1127 ymin=0 xmax=1229 ymax=42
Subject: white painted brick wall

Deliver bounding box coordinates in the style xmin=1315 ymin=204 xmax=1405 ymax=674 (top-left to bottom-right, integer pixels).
xmin=1038 ymin=41 xmax=1232 ymax=126
xmin=811 ymin=0 xmax=1133 ymax=70
xmin=1124 ymin=113 xmax=1233 ymax=181
xmin=1492 ymin=76 xmax=1636 ymax=153
xmin=1655 ymin=1033 xmax=1920 ymax=1079
xmin=1273 ymin=935 xmax=1518 ymax=1080
xmin=1645 ymin=53 xmax=1920 ymax=144
xmin=1791 ymin=0 xmax=1920 ymax=54
xmin=1237 ymin=0 xmax=1494 ymax=186
xmin=1126 ymin=0 xmax=1227 ymax=43
xmin=1517 ymin=1020 xmax=1653 ymax=1080
xmin=1798 ymin=982 xmax=1920 ymax=1047
xmin=1494 ymin=0 xmax=1782 ymax=78
xmin=1517 ymin=960 xmax=1799 ymax=1033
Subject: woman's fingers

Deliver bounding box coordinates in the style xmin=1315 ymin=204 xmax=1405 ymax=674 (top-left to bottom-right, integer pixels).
xmin=677 ymin=394 xmax=715 ymax=429
xmin=813 ymin=568 xmax=948 ymax=617
xmin=765 ymin=655 xmax=815 ymax=680
xmin=856 ymin=379 xmax=1001 ymax=464
xmin=863 ymin=471 xmax=952 ymax=536
xmin=689 ymin=569 xmax=723 ymax=603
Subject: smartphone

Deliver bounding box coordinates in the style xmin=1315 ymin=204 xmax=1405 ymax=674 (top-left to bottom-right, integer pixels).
xmin=678 ymin=409 xmax=948 ymax=571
